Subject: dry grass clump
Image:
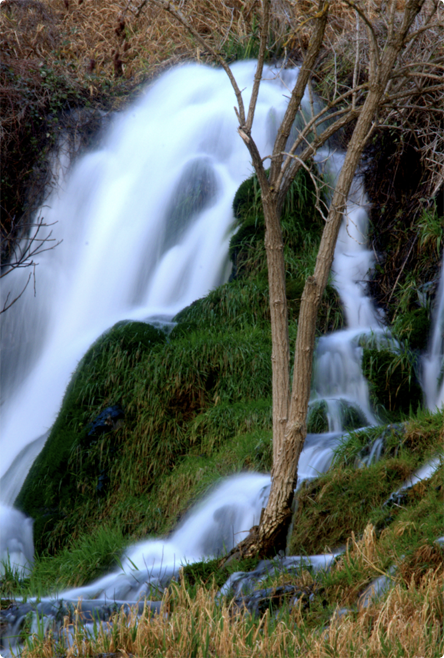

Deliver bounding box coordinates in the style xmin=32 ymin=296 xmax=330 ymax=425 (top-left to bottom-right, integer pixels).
xmin=0 ymin=0 xmax=388 ymax=83
xmin=22 ymin=569 xmax=444 ymax=657
xmin=398 ymin=541 xmax=444 ymax=586
xmin=0 ymin=0 xmax=262 ymax=85
xmin=327 ymin=524 xmax=389 ymax=605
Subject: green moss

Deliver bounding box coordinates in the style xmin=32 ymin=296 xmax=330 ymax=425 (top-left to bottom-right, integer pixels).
xmin=289 ymin=458 xmax=416 ymax=555
xmin=15 ymin=321 xmax=166 ymax=554
xmin=173 ymin=278 xmax=271 ymax=329
xmin=229 ymin=168 xmax=326 ymax=282
xmin=134 ymin=426 xmax=272 ymax=540
xmin=182 ymin=555 xmax=261 ymax=590
xmin=16 ymin=320 xmax=274 ymax=555
xmin=362 ymin=346 xmax=423 ymax=418
xmin=393 ymin=306 xmax=431 ymax=351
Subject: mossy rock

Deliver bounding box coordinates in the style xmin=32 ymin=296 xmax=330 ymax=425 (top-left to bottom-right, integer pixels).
xmin=307 ymin=399 xmax=369 ymax=434
xmin=162 ymin=157 xmax=217 ymax=251
xmin=289 ymin=458 xmax=415 ymax=555
xmin=15 ymin=321 xmax=165 ymax=554
xmin=229 ymin=168 xmax=324 ymax=280
xmin=393 ymin=307 xmax=431 ymax=352
xmin=100 ymin=320 xmax=166 ymax=353
xmin=182 ymin=555 xmax=260 ymax=589
xmin=173 ymin=278 xmax=270 ymax=329
xmin=362 ymin=347 xmax=423 ymax=418
xmin=174 ymin=276 xmax=343 ymax=335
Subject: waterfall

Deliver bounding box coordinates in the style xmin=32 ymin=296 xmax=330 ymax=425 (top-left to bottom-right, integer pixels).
xmin=0 ymin=61 xmax=297 ymax=496
xmin=309 ymin=151 xmax=381 ymax=432
xmin=423 ymin=260 xmax=444 ymax=410
xmin=1 ymin=61 xmax=441 ymax=611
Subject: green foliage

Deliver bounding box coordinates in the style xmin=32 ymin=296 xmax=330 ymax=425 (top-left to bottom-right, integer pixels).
xmin=362 ymin=345 xmax=423 ymax=418
xmin=392 ymin=306 xmax=431 ymax=352
xmin=418 ymin=201 xmax=443 ymax=258
xmin=182 ymin=555 xmax=261 ymax=590
xmin=289 ymin=410 xmax=443 ymax=555
xmin=15 ymin=321 xmax=166 ymax=554
xmin=174 ymin=278 xmax=271 ymax=329
xmin=333 ymin=425 xmax=402 ymax=467
xmin=179 ymin=168 xmax=343 ymax=334
xmin=230 ymin=168 xmax=325 ymax=281
xmin=31 ymin=524 xmax=128 ymax=592
xmin=289 ymin=457 xmax=415 ymax=555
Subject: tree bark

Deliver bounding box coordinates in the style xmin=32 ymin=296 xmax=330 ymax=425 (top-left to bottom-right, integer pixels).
xmin=228 ymin=0 xmax=428 ymax=560
xmin=262 ymin=192 xmax=290 ymax=469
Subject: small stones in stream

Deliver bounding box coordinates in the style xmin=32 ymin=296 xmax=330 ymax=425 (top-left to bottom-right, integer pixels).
xmin=0 ymin=598 xmax=162 ymax=655
xmin=232 ymin=583 xmax=317 ymax=617
xmin=217 ymin=553 xmax=338 ymax=618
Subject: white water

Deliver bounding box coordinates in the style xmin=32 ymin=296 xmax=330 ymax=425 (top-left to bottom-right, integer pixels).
xmin=423 ymin=259 xmax=444 ymax=410
xmin=1 ymin=61 xmax=441 ymax=612
xmin=310 ymin=152 xmax=381 ymax=431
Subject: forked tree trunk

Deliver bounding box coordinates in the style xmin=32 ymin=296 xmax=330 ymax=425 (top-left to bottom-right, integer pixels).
xmin=229 ymin=0 xmax=427 ymax=560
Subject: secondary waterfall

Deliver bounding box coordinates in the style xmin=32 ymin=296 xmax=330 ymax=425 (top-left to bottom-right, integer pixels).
xmin=0 ymin=61 xmax=442 ymax=613
xmin=423 ymin=262 xmax=444 ymax=410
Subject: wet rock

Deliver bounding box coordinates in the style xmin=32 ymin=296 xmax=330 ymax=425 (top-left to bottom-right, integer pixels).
xmin=87 ymin=405 xmax=124 ymax=439
xmin=232 ymin=584 xmax=309 ymax=617
xmin=218 ymin=552 xmax=340 ymax=616
xmin=0 ymin=598 xmax=162 ymax=654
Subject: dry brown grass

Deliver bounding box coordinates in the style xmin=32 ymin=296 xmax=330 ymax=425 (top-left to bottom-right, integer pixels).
xmin=22 ymin=567 xmax=444 ymax=657
xmin=0 ymin=0 xmax=371 ymax=82
xmin=0 ymin=0 xmax=262 ymax=85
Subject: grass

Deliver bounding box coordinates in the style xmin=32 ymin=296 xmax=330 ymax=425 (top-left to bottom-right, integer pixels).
xmin=18 ymin=563 xmax=444 ymax=657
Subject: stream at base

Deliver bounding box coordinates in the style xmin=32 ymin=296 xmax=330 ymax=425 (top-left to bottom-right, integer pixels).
xmin=1 ymin=61 xmax=443 ymax=653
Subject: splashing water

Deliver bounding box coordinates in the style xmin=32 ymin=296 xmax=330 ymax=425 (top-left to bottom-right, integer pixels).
xmin=2 ymin=60 xmax=439 ymax=617
xmin=310 ymin=151 xmax=382 ymax=431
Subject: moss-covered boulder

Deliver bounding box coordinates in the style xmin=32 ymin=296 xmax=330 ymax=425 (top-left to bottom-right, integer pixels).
xmin=362 ymin=346 xmax=423 ymax=418
xmin=15 ymin=321 xmax=166 ymax=554
xmin=178 ymin=168 xmax=344 ymax=334
xmin=307 ymin=399 xmax=369 ymax=434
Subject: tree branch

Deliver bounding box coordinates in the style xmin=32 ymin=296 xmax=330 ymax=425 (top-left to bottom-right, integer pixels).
xmin=148 ymin=0 xmax=247 ymax=124
xmin=269 ymin=0 xmax=329 ymax=185
xmin=245 ymin=0 xmax=271 ymax=133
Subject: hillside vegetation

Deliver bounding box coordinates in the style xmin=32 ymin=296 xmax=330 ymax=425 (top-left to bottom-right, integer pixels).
xmin=1 ymin=0 xmax=443 ymax=656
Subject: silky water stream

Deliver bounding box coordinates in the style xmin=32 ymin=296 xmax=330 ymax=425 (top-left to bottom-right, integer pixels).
xmin=1 ymin=61 xmax=442 ymax=651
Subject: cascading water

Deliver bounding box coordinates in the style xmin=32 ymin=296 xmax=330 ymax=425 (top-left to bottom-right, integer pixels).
xmin=423 ymin=260 xmax=444 ymax=410
xmin=0 ymin=61 xmax=442 ymax=637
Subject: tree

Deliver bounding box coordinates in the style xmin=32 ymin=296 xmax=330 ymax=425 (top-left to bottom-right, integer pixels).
xmin=1 ymin=216 xmax=62 ymax=315
xmin=147 ymin=0 xmax=444 ymax=556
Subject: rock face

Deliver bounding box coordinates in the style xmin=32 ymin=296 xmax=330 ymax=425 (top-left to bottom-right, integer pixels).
xmin=0 ymin=505 xmax=34 ymax=577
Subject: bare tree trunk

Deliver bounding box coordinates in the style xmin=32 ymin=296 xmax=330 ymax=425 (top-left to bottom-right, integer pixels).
xmin=262 ymin=192 xmax=290 ymax=469
xmin=229 ymin=0 xmax=428 ymax=559
xmin=147 ymin=0 xmax=436 ymax=561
